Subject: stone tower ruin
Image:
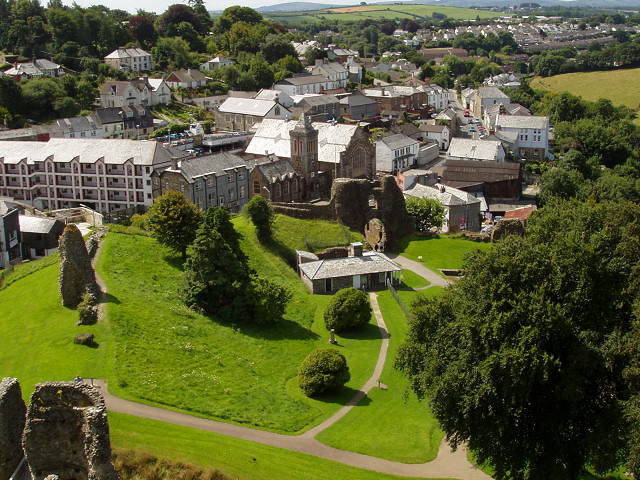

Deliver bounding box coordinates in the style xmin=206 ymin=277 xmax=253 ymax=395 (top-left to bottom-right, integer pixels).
xmin=58 ymin=224 xmax=98 ymax=308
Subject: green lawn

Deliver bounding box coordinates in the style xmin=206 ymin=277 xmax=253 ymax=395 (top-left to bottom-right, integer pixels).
xmin=398 ymin=235 xmax=491 ymax=275
xmin=0 ymin=260 xmax=114 ymax=402
xmin=400 ymin=269 xmax=430 ymax=289
xmin=96 ymin=219 xmax=380 ymax=434
xmin=314 ymin=290 xmax=444 ymax=463
xmin=109 ymin=412 xmax=454 ymax=480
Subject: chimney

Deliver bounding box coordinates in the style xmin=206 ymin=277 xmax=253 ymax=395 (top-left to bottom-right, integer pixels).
xmin=350 ymin=242 xmax=363 ymax=257
xmin=170 ymin=157 xmax=178 ymax=170
xmin=315 ymin=59 xmax=323 ymax=66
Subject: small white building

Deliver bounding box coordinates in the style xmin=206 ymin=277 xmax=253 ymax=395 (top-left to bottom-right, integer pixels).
xmin=419 ymin=124 xmax=450 ymax=150
xmin=495 ymin=115 xmax=550 ymax=160
xmin=104 ymin=47 xmax=153 ymax=72
xmin=447 ymin=138 xmax=506 ymax=162
xmin=273 ymin=75 xmax=332 ymax=96
xmin=376 ymin=134 xmax=420 ymax=174
xmin=216 ymin=98 xmax=291 ymax=132
xmin=200 ymin=56 xmax=233 ymax=70
xmin=308 ymin=60 xmax=348 ymax=90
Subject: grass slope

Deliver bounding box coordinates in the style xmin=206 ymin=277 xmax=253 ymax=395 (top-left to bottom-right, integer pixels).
xmin=96 ymin=218 xmax=379 ymax=434
xmin=266 ymin=5 xmax=508 ymax=24
xmin=110 ymin=412 xmax=454 ymax=480
xmin=315 ymin=289 xmax=444 ymax=463
xmin=531 ymin=69 xmax=640 ymax=121
xmin=0 ymin=261 xmax=113 ymax=401
xmin=398 ymin=234 xmax=491 ymax=276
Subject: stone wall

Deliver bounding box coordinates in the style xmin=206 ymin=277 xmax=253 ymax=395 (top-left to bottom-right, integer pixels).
xmin=23 ymin=382 xmax=119 ymax=480
xmin=491 ymin=218 xmax=525 ymax=243
xmin=316 ymin=247 xmax=349 ymax=260
xmin=365 ymin=218 xmax=387 ymax=252
xmin=0 ymin=378 xmax=26 ymax=480
xmin=331 ymin=178 xmax=371 ymax=230
xmin=272 ymin=201 xmax=335 ymax=221
xmin=58 ymin=224 xmax=99 ymax=307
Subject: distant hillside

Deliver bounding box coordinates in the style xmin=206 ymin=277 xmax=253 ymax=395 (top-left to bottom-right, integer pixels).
xmin=413 ymin=0 xmax=640 ymax=7
xmin=256 ymin=2 xmax=339 ymax=12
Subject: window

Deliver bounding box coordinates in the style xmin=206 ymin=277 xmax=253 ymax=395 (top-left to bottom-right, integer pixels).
xmin=253 ymin=180 xmax=261 ymax=194
xmin=229 ymin=188 xmax=236 ymax=201
xmin=196 ymin=181 xmax=203 ymax=191
xmin=240 ymin=185 xmax=246 ymax=198
xmin=180 ymin=184 xmax=185 ymax=192
xmin=153 ymin=178 xmax=158 ymax=185
xmin=147 ymin=179 xmax=151 ymax=186
xmin=227 ymin=174 xmax=233 ymax=183
xmin=283 ymin=182 xmax=289 ymax=195
xmin=274 ymin=184 xmax=281 ymax=198
xmin=238 ymin=171 xmax=245 ymax=180
xmin=208 ymin=193 xmax=215 ymax=205
xmin=292 ymin=181 xmax=298 ymax=193
xmin=165 ymin=182 xmax=169 ymax=190
xmin=219 ymin=195 xmax=225 ymax=205
xmin=208 ymin=178 xmax=215 ymax=187
xmin=325 ymin=278 xmax=332 ymax=292
xmin=378 ymin=272 xmax=386 ymax=283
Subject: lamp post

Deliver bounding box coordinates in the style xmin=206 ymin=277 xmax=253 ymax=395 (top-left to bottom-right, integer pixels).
xmin=262 ymin=185 xmax=271 ymax=201
xmin=136 ymin=124 xmax=140 ymax=140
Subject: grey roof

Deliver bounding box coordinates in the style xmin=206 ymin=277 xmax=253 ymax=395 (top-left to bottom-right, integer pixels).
xmin=19 ymin=215 xmax=61 ymax=234
xmin=404 ymin=183 xmax=480 ymax=207
xmin=105 ymin=47 xmax=151 ymax=59
xmin=275 ymin=75 xmax=330 ymax=86
xmin=218 ymin=98 xmax=283 ymax=116
xmin=478 ymin=86 xmax=510 ymax=100
xmin=300 ymin=95 xmax=340 ymax=107
xmin=246 ymin=118 xmax=359 ymax=165
xmin=420 ymin=124 xmax=447 ymax=133
xmin=299 ymin=251 xmax=401 ymax=280
xmin=254 ymin=159 xmax=298 ymax=182
xmin=254 ymin=89 xmax=284 ymax=102
xmin=310 ymin=62 xmax=348 ymax=76
xmin=167 ymin=69 xmax=207 ymax=83
xmin=379 ymin=134 xmax=418 ymax=150
xmin=56 ymin=115 xmax=100 ymax=134
xmin=171 ymin=152 xmax=246 ymax=183
xmin=436 ymin=109 xmax=456 ymax=121
xmin=100 ymin=80 xmax=149 ymax=96
xmin=496 ymin=115 xmax=549 ymax=130
xmin=447 ymin=138 xmax=503 ymax=161
xmin=339 ymin=92 xmax=377 ymax=107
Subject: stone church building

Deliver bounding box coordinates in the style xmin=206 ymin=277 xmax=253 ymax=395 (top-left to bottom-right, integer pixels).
xmin=245 ymin=115 xmax=375 ymax=198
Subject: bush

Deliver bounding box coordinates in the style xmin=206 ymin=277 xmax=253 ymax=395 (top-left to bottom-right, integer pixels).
xmin=249 ymin=275 xmax=291 ymax=324
xmin=77 ymin=290 xmax=98 ymax=325
xmin=130 ymin=213 xmax=150 ymax=230
xmin=298 ymin=348 xmax=350 ymax=397
xmin=324 ymin=287 xmax=372 ymax=332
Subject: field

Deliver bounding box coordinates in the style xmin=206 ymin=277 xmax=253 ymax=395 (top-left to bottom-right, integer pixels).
xmin=530 ymin=68 xmax=640 ymax=122
xmin=266 ymin=4 xmax=509 ymax=25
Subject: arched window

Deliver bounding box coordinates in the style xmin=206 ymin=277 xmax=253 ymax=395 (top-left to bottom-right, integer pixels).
xmin=274 ymin=183 xmax=281 ymax=198
xmin=253 ymin=180 xmax=261 ymax=194
xmin=353 ymin=146 xmax=366 ymax=170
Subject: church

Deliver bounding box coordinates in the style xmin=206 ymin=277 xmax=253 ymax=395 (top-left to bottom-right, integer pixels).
xmin=245 ymin=114 xmax=376 ymax=198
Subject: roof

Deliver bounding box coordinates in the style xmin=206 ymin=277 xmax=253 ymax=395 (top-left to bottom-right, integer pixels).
xmin=478 ymin=86 xmax=510 ymax=100
xmin=254 ymin=159 xmax=298 ymax=182
xmin=404 ymin=183 xmax=481 ymax=207
xmin=504 ymin=204 xmax=537 ymax=221
xmin=378 ymin=134 xmax=418 ymax=150
xmin=299 ymin=251 xmax=401 ymax=280
xmin=0 ymin=138 xmax=179 ymax=166
xmin=496 ymin=115 xmax=549 ymax=130
xmin=246 ymin=118 xmax=359 ymax=165
xmin=100 ymin=80 xmax=149 ymax=96
xmin=439 ymin=159 xmax=521 ymax=187
xmin=300 ymin=95 xmax=340 ymax=107
xmin=436 ymin=109 xmax=456 ymax=121
xmin=19 ymin=215 xmax=62 ymax=234
xmin=56 ymin=115 xmax=100 ymax=133
xmin=105 ymin=47 xmax=151 ymax=59
xmin=420 ymin=124 xmax=447 ymax=133
xmin=275 ymin=75 xmax=330 ymax=87
xmin=339 ymin=92 xmax=377 ymax=107
xmin=170 ymin=152 xmax=246 ymax=182
xmin=310 ymin=62 xmax=347 ymax=76
xmin=167 ymin=69 xmax=207 ymax=83
xmin=218 ymin=98 xmax=282 ymax=116
xmin=447 ymin=138 xmax=503 ymax=162
xmin=254 ymin=89 xmax=285 ymax=102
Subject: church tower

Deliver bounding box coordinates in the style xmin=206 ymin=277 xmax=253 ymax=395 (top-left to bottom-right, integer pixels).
xmin=290 ymin=113 xmax=319 ymax=198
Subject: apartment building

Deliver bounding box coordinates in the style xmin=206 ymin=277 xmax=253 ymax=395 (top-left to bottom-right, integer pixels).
xmin=0 ymin=139 xmax=179 ymax=213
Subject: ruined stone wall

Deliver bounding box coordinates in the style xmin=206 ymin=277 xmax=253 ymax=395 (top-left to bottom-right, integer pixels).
xmin=331 ymin=178 xmax=371 ymax=231
xmin=58 ymin=224 xmax=99 ymax=307
xmin=365 ymin=218 xmax=387 ymax=252
xmin=272 ymin=202 xmax=335 ymax=221
xmin=373 ymin=175 xmax=414 ymax=248
xmin=491 ymin=218 xmax=525 ymax=243
xmin=23 ymin=382 xmax=119 ymax=480
xmin=0 ymin=378 xmax=26 ymax=480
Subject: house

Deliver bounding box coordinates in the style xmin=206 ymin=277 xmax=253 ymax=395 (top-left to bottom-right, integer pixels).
xmin=404 ymin=183 xmax=481 ymax=233
xmin=435 ymin=109 xmax=458 ymax=135
xmin=95 ymin=105 xmax=154 ymax=140
xmin=447 ymin=138 xmax=506 ymax=162
xmin=245 ymin=115 xmax=376 ymax=193
xmin=249 ymin=157 xmax=302 ymax=203
xmin=52 ymin=115 xmax=103 ymax=140
xmin=0 ymin=202 xmax=21 ymax=268
xmin=147 ymin=78 xmax=171 ymax=106
xmin=273 ymin=75 xmax=332 ymax=96
xmin=151 ymin=153 xmax=249 ymax=214
xmin=435 ymin=159 xmax=522 ymax=200
xmin=298 ymin=95 xmax=341 ymax=120
xmin=471 ymin=86 xmax=510 ymax=118
xmin=327 ymin=48 xmax=359 ymax=63
xmin=297 ymin=242 xmax=402 ymax=294
xmin=419 ymin=84 xmax=449 ymax=111
xmin=339 ymin=91 xmax=378 ymax=120
xmin=216 ymin=98 xmax=291 ymax=132
xmin=0 ymin=138 xmax=182 ymax=213
xmin=4 ymin=59 xmax=66 ymax=82
xmin=19 ymin=215 xmax=65 ymax=259
xmin=307 ymin=60 xmax=348 ymax=90
xmin=104 ymin=47 xmax=153 ymax=72
xmin=376 ymin=134 xmax=419 ymax=174
xmin=495 ymin=115 xmax=550 ymax=160
xmin=345 ymin=56 xmax=363 ymax=84
xmin=200 ymin=56 xmax=232 ymax=70
xmin=362 ymin=85 xmax=427 ymax=114
xmin=419 ymin=124 xmax=450 ymax=150
xmin=254 ymin=89 xmax=294 ymax=108
xmin=397 ymin=168 xmax=437 ymax=192
xmin=483 ymin=102 xmax=531 ymax=131
xmin=100 ymin=79 xmax=156 ymax=108
xmin=165 ymin=69 xmax=208 ymax=90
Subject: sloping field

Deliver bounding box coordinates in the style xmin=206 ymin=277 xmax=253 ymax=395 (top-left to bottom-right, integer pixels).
xmin=267 ymin=4 xmax=509 ymax=24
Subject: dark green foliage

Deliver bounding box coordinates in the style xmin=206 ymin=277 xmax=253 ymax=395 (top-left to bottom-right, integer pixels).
xmin=209 ymin=206 xmax=244 ymax=262
xmin=298 ymin=348 xmax=350 ymax=397
xmin=249 ymin=275 xmax=291 ymax=324
xmin=405 ymin=196 xmax=444 ymax=232
xmin=395 ymin=199 xmax=640 ymax=480
xmin=324 ymin=287 xmax=372 ymax=333
xmin=244 ymin=195 xmax=274 ymax=243
xmin=147 ymin=191 xmax=202 ymax=260
xmin=261 ymin=34 xmax=297 ymax=64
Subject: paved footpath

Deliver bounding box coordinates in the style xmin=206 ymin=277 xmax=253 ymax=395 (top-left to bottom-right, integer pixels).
xmin=385 ymin=253 xmax=452 ymax=288
xmin=93 ymin=247 xmax=488 ymax=479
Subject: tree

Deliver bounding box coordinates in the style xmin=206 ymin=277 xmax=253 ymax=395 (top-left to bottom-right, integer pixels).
xmin=324 ymin=287 xmax=372 ymax=333
xmin=261 ymin=33 xmax=297 ymax=64
xmin=405 ymin=196 xmax=445 ymax=232
xmin=395 ymin=199 xmax=640 ymax=480
xmin=249 ymin=59 xmax=275 ymax=90
xmin=128 ymin=14 xmax=156 ymax=46
xmin=147 ymin=190 xmax=202 ymax=260
xmin=298 ymin=348 xmax=350 ymax=397
xmin=249 ymin=275 xmax=291 ymax=324
xmin=244 ymin=195 xmax=274 ymax=243
xmin=156 ymin=4 xmax=202 ymax=36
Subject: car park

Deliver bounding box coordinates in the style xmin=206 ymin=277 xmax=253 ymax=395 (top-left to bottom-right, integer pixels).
xmin=469 ymin=125 xmax=476 ymax=132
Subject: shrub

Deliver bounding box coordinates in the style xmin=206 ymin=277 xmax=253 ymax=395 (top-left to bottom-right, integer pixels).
xmin=130 ymin=213 xmax=149 ymax=230
xmin=324 ymin=287 xmax=372 ymax=332
xmin=249 ymin=275 xmax=291 ymax=324
xmin=298 ymin=348 xmax=350 ymax=397
xmin=77 ymin=290 xmax=98 ymax=325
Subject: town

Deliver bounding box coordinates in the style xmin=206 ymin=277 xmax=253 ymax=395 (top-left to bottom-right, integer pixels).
xmin=1 ymin=2 xmax=640 ymax=480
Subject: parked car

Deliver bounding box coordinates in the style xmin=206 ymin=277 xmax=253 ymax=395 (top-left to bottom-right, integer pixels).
xmin=469 ymin=125 xmax=476 ymax=132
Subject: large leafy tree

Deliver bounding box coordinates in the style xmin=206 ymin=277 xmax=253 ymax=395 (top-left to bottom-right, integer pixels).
xmin=395 ymin=199 xmax=640 ymax=480
xmin=244 ymin=195 xmax=274 ymax=243
xmin=405 ymin=196 xmax=445 ymax=232
xmin=147 ymin=190 xmax=202 ymax=260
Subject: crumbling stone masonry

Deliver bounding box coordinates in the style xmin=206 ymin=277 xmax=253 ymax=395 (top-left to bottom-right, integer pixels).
xmin=0 ymin=377 xmax=27 ymax=480
xmin=59 ymin=224 xmax=99 ymax=307
xmin=491 ymin=218 xmax=526 ymax=243
xmin=365 ymin=218 xmax=387 ymax=252
xmin=22 ymin=381 xmax=119 ymax=480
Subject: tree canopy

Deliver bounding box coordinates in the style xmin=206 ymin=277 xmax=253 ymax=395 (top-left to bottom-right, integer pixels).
xmin=405 ymin=196 xmax=445 ymax=232
xmin=395 ymin=199 xmax=640 ymax=480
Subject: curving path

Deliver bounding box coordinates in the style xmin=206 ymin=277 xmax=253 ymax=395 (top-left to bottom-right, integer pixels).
xmin=92 ymin=243 xmax=489 ymax=479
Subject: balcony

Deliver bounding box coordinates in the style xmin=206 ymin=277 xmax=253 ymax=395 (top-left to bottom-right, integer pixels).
xmin=56 ymin=190 xmax=74 ymax=199
xmin=106 ymin=167 xmax=125 ymax=176
xmin=55 ymin=165 xmax=71 ymax=174
xmin=82 ymin=190 xmax=99 ymax=200
xmin=107 ymin=180 xmax=127 ymax=189
xmin=108 ymin=194 xmax=128 ymax=202
xmin=56 ymin=178 xmax=73 ymax=186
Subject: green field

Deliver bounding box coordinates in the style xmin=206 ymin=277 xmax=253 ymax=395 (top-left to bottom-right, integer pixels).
xmin=531 ymin=68 xmax=640 ymax=119
xmin=266 ymin=4 xmax=509 ymax=25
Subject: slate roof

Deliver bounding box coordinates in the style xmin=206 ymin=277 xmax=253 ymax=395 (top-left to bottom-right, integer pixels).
xmin=496 ymin=115 xmax=549 ymax=130
xmin=300 ymin=95 xmax=340 ymax=107
xmin=404 ymin=183 xmax=480 ymax=207
xmin=447 ymin=138 xmax=503 ymax=161
xmin=169 ymin=152 xmax=246 ymax=182
xmin=218 ymin=98 xmax=282 ymax=116
xmin=299 ymin=251 xmax=401 ymax=280
xmin=438 ymin=159 xmax=521 ymax=187
xmin=478 ymin=86 xmax=510 ymax=100
xmin=56 ymin=115 xmax=100 ymax=134
xmin=254 ymin=159 xmax=298 ymax=182
xmin=379 ymin=134 xmax=418 ymax=150
xmin=254 ymin=89 xmax=284 ymax=102
xmin=104 ymin=47 xmax=150 ymax=59
xmin=246 ymin=118 xmax=359 ymax=165
xmin=275 ymin=75 xmax=330 ymax=86
xmin=167 ymin=69 xmax=207 ymax=83
xmin=420 ymin=124 xmax=447 ymax=133
xmin=19 ymin=215 xmax=61 ymax=234
xmin=339 ymin=92 xmax=377 ymax=107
